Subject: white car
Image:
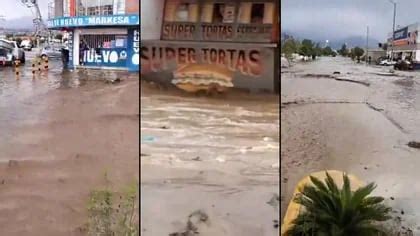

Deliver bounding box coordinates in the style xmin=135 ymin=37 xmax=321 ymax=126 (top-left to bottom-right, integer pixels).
xmin=40 ymin=45 xmax=63 ymax=59
xmin=0 ymin=39 xmax=25 ymax=65
xmin=379 ymin=59 xmax=396 ymax=66
xmin=20 ymin=40 xmax=32 ymax=51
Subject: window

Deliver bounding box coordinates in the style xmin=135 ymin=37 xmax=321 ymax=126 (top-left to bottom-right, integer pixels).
xmin=250 ymin=4 xmax=264 ymax=24
xmin=77 ymin=0 xmax=114 ymax=16
xmin=164 ymin=1 xmax=199 ymax=22
xmin=101 ymin=5 xmax=113 ymax=15
xmin=238 ymin=2 xmax=274 ymax=24
xmin=206 ymin=3 xmax=235 ymax=23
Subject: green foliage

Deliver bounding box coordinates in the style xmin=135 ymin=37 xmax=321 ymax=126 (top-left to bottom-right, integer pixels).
xmin=299 ymin=39 xmax=314 ymax=57
xmin=322 ymin=46 xmax=336 ymax=57
xmin=339 ymin=44 xmax=348 ymax=56
xmin=281 ymin=38 xmax=300 ymax=59
xmin=285 ymin=172 xmax=392 ymax=236
xmin=114 ymin=182 xmax=139 ymax=236
xmin=87 ymin=179 xmax=139 ymax=236
xmin=87 ymin=189 xmax=113 ymax=235
xmin=353 ymin=47 xmax=364 ymax=62
xmin=314 ymin=43 xmax=322 ymax=57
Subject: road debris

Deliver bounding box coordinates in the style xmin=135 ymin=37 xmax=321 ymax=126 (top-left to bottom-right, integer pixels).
xmin=407 ymin=141 xmax=420 ymax=149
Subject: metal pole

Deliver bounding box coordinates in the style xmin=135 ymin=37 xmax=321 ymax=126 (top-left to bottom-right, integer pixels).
xmin=366 ymin=26 xmax=369 ymax=65
xmin=391 ymin=2 xmax=396 ymax=61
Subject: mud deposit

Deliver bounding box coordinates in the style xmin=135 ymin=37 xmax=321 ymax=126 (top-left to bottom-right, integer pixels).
xmin=281 ymin=57 xmax=420 ymax=233
xmin=141 ymin=81 xmax=279 ymax=236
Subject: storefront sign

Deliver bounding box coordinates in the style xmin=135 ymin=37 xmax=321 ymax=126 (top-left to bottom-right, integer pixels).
xmin=47 ymin=15 xmax=139 ymax=28
xmin=82 ymin=48 xmax=127 ymax=67
xmin=127 ymin=28 xmax=140 ymax=71
xmin=67 ymin=30 xmax=74 ymax=68
xmin=162 ymin=23 xmax=196 ymax=40
xmin=141 ymin=42 xmax=276 ymax=91
xmin=394 ymin=27 xmax=408 ymax=40
xmin=162 ymin=22 xmax=274 ymax=42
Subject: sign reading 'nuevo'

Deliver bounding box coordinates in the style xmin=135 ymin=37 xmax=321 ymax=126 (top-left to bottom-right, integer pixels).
xmin=48 ymin=15 xmax=139 ymax=28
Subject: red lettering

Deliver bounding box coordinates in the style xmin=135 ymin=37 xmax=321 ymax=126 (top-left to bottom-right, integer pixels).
xmin=249 ymin=50 xmax=262 ymax=76
xmin=178 ymin=48 xmax=187 ymax=64
xmin=188 ymin=48 xmax=196 ymax=63
xmin=235 ymin=50 xmax=247 ymax=75
xmin=210 ymin=49 xmax=218 ymax=63
xmin=218 ymin=49 xmax=226 ymax=65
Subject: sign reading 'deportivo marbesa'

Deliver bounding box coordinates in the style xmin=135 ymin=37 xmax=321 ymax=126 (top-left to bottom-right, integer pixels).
xmin=47 ymin=15 xmax=139 ymax=28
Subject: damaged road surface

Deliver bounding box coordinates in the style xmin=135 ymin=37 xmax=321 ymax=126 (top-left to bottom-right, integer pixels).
xmin=141 ymin=82 xmax=280 ymax=236
xmin=281 ymin=57 xmax=420 ymax=233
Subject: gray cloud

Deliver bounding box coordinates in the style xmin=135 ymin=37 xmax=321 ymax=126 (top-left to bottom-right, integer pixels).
xmin=0 ymin=0 xmax=48 ymax=19
xmin=282 ymin=0 xmax=418 ymax=41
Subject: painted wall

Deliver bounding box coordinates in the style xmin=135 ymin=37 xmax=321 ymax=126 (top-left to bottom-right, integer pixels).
xmin=141 ymin=41 xmax=276 ymax=91
xmin=141 ymin=0 xmax=165 ymax=40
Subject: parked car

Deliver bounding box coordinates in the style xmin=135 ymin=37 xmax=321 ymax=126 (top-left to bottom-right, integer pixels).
xmin=0 ymin=39 xmax=25 ymax=65
xmin=20 ymin=40 xmax=33 ymax=51
xmin=379 ymin=59 xmax=396 ymax=66
xmin=394 ymin=60 xmax=413 ymax=70
xmin=40 ymin=44 xmax=63 ymax=59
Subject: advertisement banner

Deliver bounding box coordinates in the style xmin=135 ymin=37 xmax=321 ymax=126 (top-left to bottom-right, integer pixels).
xmin=140 ymin=41 xmax=276 ymax=91
xmin=394 ymin=27 xmax=408 ymax=40
xmin=48 ymin=15 xmax=139 ymax=28
xmin=127 ymin=27 xmax=140 ymax=71
xmin=67 ymin=30 xmax=74 ymax=68
xmin=82 ymin=48 xmax=128 ymax=68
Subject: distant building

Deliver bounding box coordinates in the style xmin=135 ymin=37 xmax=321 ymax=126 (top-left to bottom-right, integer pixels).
xmin=366 ymin=48 xmax=386 ymax=64
xmin=387 ymin=22 xmax=420 ymax=67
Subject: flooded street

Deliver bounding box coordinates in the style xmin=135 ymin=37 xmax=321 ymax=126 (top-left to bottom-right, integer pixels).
xmin=0 ymin=52 xmax=139 ymax=235
xmin=141 ymin=83 xmax=279 ymax=235
xmin=281 ymin=57 xmax=420 ymax=232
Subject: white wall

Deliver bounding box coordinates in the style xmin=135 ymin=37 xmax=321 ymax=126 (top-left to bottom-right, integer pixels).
xmin=141 ymin=0 xmax=165 ymax=40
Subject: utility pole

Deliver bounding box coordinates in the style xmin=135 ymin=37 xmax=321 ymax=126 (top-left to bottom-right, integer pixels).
xmin=389 ymin=0 xmax=396 ymax=61
xmin=366 ymin=26 xmax=369 ymax=65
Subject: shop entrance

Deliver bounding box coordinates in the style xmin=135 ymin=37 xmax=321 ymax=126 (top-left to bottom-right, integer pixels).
xmin=78 ymin=29 xmax=128 ymax=68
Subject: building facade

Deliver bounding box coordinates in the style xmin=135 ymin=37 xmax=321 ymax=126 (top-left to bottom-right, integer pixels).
xmin=388 ymin=23 xmax=420 ymax=65
xmin=141 ymin=0 xmax=279 ymax=93
xmin=47 ymin=0 xmax=139 ymax=71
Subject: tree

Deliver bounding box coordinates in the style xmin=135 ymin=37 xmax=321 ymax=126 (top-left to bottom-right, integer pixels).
xmin=339 ymin=43 xmax=348 ymax=56
xmin=285 ymin=172 xmax=392 ymax=236
xmin=313 ymin=43 xmax=322 ymax=58
xmin=322 ymin=46 xmax=334 ymax=56
xmin=281 ymin=38 xmax=300 ymax=59
xmin=353 ymin=47 xmax=364 ymax=63
xmin=299 ymin=39 xmax=314 ymax=58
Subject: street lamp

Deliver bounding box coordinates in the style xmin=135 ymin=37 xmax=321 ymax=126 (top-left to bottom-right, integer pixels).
xmin=388 ymin=0 xmax=396 ymax=61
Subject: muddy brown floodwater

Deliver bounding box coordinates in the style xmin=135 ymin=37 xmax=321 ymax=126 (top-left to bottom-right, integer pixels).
xmin=282 ymin=57 xmax=420 ymax=233
xmin=141 ymin=82 xmax=280 ymax=236
xmin=0 ymin=53 xmax=139 ymax=235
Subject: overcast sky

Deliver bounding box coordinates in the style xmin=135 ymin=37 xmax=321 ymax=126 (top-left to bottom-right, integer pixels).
xmin=282 ymin=0 xmax=419 ymax=41
xmin=0 ymin=0 xmax=48 ymax=19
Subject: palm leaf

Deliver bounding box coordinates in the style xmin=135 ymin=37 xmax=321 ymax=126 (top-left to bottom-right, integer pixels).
xmin=286 ymin=172 xmax=391 ymax=236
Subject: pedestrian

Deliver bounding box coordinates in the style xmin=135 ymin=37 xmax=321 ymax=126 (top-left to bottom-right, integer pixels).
xmin=368 ymin=56 xmax=371 ymax=64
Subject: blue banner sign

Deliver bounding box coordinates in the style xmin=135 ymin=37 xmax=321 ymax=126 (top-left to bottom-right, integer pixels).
xmin=48 ymin=15 xmax=139 ymax=28
xmin=127 ymin=28 xmax=140 ymax=71
xmin=82 ymin=48 xmax=128 ymax=68
xmin=394 ymin=27 xmax=408 ymax=40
